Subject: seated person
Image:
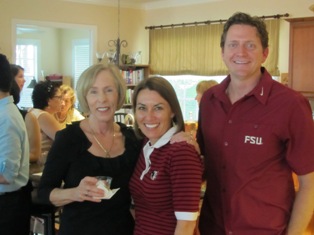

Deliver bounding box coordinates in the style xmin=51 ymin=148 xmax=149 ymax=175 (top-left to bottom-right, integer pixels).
xmin=29 ymin=81 xmax=62 ymax=165
xmin=54 ymin=84 xmax=84 ymax=129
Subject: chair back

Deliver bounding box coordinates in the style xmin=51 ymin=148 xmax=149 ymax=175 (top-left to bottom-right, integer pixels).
xmin=114 ymin=113 xmax=127 ymax=123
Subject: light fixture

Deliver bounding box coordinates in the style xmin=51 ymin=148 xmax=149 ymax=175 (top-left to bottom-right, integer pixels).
xmin=310 ymin=4 xmax=314 ymax=13
xmin=108 ymin=0 xmax=128 ymax=66
xmin=96 ymin=51 xmax=105 ymax=63
xmin=27 ymin=77 xmax=37 ymax=88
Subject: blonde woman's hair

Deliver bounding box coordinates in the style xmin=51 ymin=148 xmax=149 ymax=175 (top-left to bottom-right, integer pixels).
xmin=76 ymin=64 xmax=126 ymax=114
xmin=196 ymin=80 xmax=218 ymax=95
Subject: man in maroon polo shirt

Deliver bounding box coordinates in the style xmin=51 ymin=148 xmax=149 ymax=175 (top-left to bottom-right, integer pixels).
xmin=197 ymin=12 xmax=314 ymax=235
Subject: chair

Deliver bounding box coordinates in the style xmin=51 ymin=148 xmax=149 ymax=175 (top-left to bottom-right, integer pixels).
xmin=30 ymin=189 xmax=57 ymax=235
xmin=114 ymin=113 xmax=127 ymax=123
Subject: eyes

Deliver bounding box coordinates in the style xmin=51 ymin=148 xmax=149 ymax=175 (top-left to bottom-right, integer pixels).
xmin=136 ymin=104 xmax=164 ymax=112
xmin=88 ymin=87 xmax=115 ymax=95
xmin=226 ymin=41 xmax=257 ymax=51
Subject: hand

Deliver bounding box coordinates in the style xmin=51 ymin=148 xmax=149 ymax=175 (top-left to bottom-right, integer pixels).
xmin=170 ymin=131 xmax=200 ymax=154
xmin=75 ymin=176 xmax=104 ymax=202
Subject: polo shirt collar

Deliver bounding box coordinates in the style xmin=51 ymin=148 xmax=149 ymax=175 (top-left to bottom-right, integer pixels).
xmin=140 ymin=125 xmax=178 ymax=180
xmin=213 ymin=67 xmax=274 ymax=105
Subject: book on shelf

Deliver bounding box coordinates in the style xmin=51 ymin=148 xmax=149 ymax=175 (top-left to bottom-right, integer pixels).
xmin=125 ymin=88 xmax=133 ymax=105
xmin=120 ymin=68 xmax=144 ymax=85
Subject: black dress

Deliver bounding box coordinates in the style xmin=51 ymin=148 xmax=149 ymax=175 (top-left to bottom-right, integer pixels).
xmin=38 ymin=122 xmax=141 ymax=235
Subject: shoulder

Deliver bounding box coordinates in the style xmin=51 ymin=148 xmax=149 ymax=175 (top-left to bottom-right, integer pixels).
xmin=163 ymin=141 xmax=200 ymax=160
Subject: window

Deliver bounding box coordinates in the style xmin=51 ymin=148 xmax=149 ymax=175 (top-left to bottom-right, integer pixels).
xmin=16 ymin=39 xmax=40 ymax=109
xmin=72 ymin=39 xmax=91 ymax=109
xmin=164 ymin=75 xmax=225 ymax=121
xmin=73 ymin=39 xmax=90 ymax=89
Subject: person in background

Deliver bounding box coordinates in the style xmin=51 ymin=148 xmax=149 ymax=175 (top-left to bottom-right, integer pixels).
xmin=195 ymin=80 xmax=218 ymax=106
xmin=197 ymin=12 xmax=314 ymax=235
xmin=129 ymin=76 xmax=203 ymax=235
xmin=10 ymin=64 xmax=25 ymax=92
xmin=54 ymin=84 xmax=84 ymax=129
xmin=0 ymin=53 xmax=32 ymax=235
xmin=29 ymin=81 xmax=62 ymax=165
xmin=10 ymin=65 xmax=41 ymax=165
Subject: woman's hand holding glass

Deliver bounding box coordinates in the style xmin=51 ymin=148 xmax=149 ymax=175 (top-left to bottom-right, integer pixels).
xmin=76 ymin=176 xmax=105 ymax=202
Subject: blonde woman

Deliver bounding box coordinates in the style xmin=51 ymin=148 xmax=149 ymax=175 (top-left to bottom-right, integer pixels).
xmin=195 ymin=80 xmax=218 ymax=105
xmin=54 ymin=84 xmax=84 ymax=129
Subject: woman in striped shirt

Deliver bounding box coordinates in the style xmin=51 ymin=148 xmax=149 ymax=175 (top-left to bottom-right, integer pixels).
xmin=130 ymin=76 xmax=203 ymax=235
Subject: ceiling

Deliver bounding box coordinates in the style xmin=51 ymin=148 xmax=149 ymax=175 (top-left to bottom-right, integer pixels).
xmin=63 ymin=0 xmax=224 ymax=9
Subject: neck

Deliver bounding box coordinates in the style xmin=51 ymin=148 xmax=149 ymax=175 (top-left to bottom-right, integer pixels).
xmin=227 ymin=75 xmax=261 ymax=104
xmin=56 ymin=112 xmax=67 ymax=122
xmin=0 ymin=92 xmax=9 ymax=99
xmin=88 ymin=116 xmax=115 ymax=135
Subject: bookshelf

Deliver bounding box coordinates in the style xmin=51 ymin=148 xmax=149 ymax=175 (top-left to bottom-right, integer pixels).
xmin=120 ymin=64 xmax=149 ymax=108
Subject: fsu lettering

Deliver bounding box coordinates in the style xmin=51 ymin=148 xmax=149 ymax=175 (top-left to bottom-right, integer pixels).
xmin=244 ymin=135 xmax=263 ymax=145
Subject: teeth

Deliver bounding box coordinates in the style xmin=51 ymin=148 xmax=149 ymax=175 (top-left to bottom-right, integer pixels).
xmin=145 ymin=124 xmax=158 ymax=128
xmin=97 ymin=107 xmax=108 ymax=111
xmin=235 ymin=61 xmax=247 ymax=64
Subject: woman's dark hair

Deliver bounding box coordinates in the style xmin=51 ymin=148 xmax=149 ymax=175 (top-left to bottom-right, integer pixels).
xmin=220 ymin=12 xmax=269 ymax=50
xmin=32 ymin=81 xmax=59 ymax=109
xmin=10 ymin=64 xmax=24 ymax=78
xmin=0 ymin=54 xmax=12 ymax=92
xmin=132 ymin=76 xmax=184 ymax=139
xmin=10 ymin=79 xmax=21 ymax=104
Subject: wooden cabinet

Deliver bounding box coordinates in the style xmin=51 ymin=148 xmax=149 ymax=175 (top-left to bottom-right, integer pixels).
xmin=120 ymin=64 xmax=149 ymax=108
xmin=287 ymin=17 xmax=314 ymax=97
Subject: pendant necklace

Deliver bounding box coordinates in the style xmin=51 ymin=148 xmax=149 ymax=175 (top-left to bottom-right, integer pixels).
xmin=90 ymin=123 xmax=115 ymax=158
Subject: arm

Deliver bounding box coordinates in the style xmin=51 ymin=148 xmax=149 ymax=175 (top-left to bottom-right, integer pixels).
xmin=25 ymin=112 xmax=41 ymax=162
xmin=174 ymin=220 xmax=196 ymax=235
xmin=287 ymin=172 xmax=314 ymax=235
xmin=38 ymin=112 xmax=61 ymax=140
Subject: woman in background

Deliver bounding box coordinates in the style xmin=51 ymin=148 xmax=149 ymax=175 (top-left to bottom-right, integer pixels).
xmin=195 ymin=80 xmax=218 ymax=105
xmin=129 ymin=76 xmax=203 ymax=235
xmin=10 ymin=64 xmax=41 ymax=165
xmin=54 ymin=84 xmax=84 ymax=129
xmin=10 ymin=64 xmax=25 ymax=92
xmin=30 ymin=81 xmax=62 ymax=165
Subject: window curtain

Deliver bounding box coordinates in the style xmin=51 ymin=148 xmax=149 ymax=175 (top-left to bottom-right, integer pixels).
xmin=149 ymin=19 xmax=280 ymax=76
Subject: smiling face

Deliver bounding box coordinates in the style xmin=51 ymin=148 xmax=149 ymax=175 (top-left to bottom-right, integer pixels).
xmin=222 ymin=24 xmax=269 ymax=81
xmin=135 ymin=88 xmax=174 ymax=145
xmin=86 ymin=70 xmax=118 ymax=122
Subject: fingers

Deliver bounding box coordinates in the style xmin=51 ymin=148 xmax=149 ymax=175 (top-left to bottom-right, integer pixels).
xmin=77 ymin=177 xmax=102 ymax=202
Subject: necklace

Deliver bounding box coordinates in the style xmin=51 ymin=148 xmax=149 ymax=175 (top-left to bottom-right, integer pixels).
xmin=55 ymin=113 xmax=67 ymax=123
xmin=90 ymin=123 xmax=115 ymax=158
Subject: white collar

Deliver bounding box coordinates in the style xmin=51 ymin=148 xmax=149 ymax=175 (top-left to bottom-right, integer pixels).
xmin=140 ymin=126 xmax=178 ymax=180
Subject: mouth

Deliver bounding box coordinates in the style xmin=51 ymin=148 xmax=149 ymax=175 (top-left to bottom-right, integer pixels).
xmin=234 ymin=60 xmax=249 ymax=64
xmin=144 ymin=123 xmax=159 ymax=129
xmin=97 ymin=107 xmax=109 ymax=112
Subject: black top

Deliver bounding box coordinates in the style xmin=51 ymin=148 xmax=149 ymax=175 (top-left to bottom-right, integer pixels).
xmin=38 ymin=121 xmax=141 ymax=235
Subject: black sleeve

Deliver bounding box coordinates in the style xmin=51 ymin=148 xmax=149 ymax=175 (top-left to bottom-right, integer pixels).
xmin=37 ymin=124 xmax=86 ymax=204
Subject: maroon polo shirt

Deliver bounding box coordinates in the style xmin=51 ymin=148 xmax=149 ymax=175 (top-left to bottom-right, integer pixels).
xmin=197 ymin=67 xmax=314 ymax=235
